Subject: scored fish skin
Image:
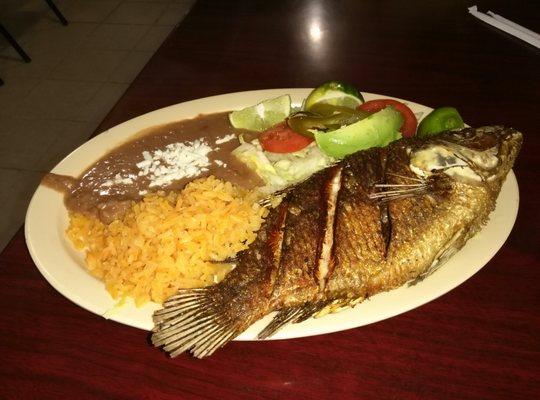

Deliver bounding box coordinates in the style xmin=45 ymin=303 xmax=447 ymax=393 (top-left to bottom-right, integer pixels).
xmin=152 ymin=126 xmax=522 ymax=358
xmin=327 ymin=149 xmax=388 ymax=299
xmin=268 ymin=170 xmax=329 ymax=307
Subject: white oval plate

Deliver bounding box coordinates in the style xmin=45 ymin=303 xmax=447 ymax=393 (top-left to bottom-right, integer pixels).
xmin=25 ymin=89 xmax=519 ymax=340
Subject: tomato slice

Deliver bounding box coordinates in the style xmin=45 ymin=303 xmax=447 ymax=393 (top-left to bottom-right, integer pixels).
xmin=259 ymin=122 xmax=314 ymax=153
xmin=358 ymin=99 xmax=418 ymax=137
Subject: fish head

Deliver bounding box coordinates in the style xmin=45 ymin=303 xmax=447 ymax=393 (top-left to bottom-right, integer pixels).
xmin=409 ymin=126 xmax=522 ymax=186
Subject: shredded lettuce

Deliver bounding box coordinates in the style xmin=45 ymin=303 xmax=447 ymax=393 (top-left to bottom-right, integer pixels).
xmin=232 ymin=139 xmax=335 ymax=191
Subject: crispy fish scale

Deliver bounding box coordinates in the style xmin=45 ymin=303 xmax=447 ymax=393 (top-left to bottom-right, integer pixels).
xmin=368 ymin=142 xmax=493 ymax=292
xmin=269 ymin=169 xmax=333 ymax=308
xmin=369 ymin=143 xmax=446 ymax=291
xmin=326 ymin=149 xmax=387 ymax=298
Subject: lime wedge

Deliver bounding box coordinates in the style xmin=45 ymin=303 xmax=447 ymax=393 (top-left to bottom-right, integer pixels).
xmin=229 ymin=95 xmax=291 ymax=131
xmin=304 ymin=81 xmax=364 ymax=111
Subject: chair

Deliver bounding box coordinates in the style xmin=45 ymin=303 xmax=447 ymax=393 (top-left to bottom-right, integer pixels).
xmin=0 ymin=0 xmax=68 ymax=84
xmin=0 ymin=23 xmax=31 ymax=63
xmin=44 ymin=0 xmax=68 ymax=26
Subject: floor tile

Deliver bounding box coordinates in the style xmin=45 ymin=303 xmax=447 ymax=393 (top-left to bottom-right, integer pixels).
xmin=13 ymin=0 xmax=49 ymax=13
xmin=0 ymin=0 xmax=195 ymax=252
xmin=0 ymin=168 xmax=43 ymax=251
xmin=135 ymin=25 xmax=173 ymax=51
xmin=107 ymin=2 xmax=168 ymax=25
xmin=15 ymin=21 xmax=97 ymax=56
xmin=109 ymin=50 xmax=153 ymax=83
xmin=0 ymin=77 xmax=41 ymax=116
xmin=0 ymin=0 xmax=47 ymax=20
xmin=85 ymin=82 xmax=130 ymax=122
xmin=0 ymin=21 xmax=97 ymax=79
xmin=36 ymin=121 xmax=97 ymax=171
xmin=55 ymin=0 xmax=120 ymax=23
xmin=15 ymin=79 xmax=103 ymax=121
xmin=0 ymin=14 xmax=44 ymax=40
xmin=0 ymin=47 xmax=67 ymax=79
xmin=156 ymin=2 xmax=194 ymax=26
xmin=0 ymin=117 xmax=89 ymax=171
xmin=48 ymin=48 xmax=128 ymax=82
xmin=79 ymin=23 xmax=150 ymax=50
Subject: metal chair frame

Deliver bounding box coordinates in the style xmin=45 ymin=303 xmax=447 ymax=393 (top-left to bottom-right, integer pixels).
xmin=0 ymin=0 xmax=68 ymax=85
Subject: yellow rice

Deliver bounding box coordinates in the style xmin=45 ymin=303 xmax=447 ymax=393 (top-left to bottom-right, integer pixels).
xmin=66 ymin=176 xmax=267 ymax=306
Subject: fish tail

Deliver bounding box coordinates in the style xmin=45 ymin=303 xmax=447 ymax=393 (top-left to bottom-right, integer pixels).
xmin=152 ymin=287 xmax=249 ymax=358
xmin=153 ymin=201 xmax=289 ymax=358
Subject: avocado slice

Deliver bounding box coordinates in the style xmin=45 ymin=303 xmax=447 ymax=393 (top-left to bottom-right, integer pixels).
xmin=314 ymin=106 xmax=403 ymax=159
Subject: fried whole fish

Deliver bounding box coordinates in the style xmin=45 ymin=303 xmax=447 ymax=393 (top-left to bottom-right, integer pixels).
xmin=152 ymin=126 xmax=522 ymax=358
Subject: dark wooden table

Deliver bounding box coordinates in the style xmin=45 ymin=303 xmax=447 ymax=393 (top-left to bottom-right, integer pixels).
xmin=1 ymin=1 xmax=539 ymax=399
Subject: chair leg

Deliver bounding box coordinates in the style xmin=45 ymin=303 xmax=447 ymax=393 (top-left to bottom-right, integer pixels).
xmin=44 ymin=0 xmax=68 ymax=26
xmin=0 ymin=24 xmax=31 ymax=63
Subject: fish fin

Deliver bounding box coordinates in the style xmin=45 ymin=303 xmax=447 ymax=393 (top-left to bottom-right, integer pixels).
xmin=152 ymin=201 xmax=290 ymax=358
xmin=409 ymin=227 xmax=466 ymax=286
xmin=257 ymin=302 xmax=328 ymax=340
xmin=207 ymin=256 xmax=237 ymax=264
xmin=409 ymin=252 xmax=453 ymax=286
xmin=368 ymin=182 xmax=430 ymax=203
xmin=258 ymin=190 xmax=287 ymax=208
xmin=152 ymin=288 xmax=244 ymax=358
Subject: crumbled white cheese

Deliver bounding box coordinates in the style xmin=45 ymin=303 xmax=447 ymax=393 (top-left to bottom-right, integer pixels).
xmin=215 ymin=134 xmax=236 ymax=144
xmin=136 ymin=139 xmax=213 ymax=187
xmin=214 ymin=159 xmax=227 ymax=168
xmin=102 ymin=173 xmax=134 ymax=187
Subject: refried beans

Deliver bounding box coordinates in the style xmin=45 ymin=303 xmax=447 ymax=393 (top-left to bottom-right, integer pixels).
xmin=42 ymin=112 xmax=263 ymax=223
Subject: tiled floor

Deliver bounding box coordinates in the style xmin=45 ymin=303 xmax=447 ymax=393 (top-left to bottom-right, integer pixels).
xmin=0 ymin=0 xmax=196 ymax=251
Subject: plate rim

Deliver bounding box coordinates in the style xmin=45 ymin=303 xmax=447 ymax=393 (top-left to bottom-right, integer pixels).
xmin=24 ymin=88 xmax=520 ymax=340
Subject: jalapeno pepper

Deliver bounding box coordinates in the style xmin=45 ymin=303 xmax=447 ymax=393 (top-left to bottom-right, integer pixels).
xmin=308 ymin=103 xmax=360 ymax=116
xmin=417 ymin=107 xmax=464 ymax=138
xmin=287 ymin=104 xmax=370 ymax=138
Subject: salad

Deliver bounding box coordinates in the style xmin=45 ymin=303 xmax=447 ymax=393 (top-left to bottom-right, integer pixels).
xmin=229 ymin=81 xmax=464 ymax=190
